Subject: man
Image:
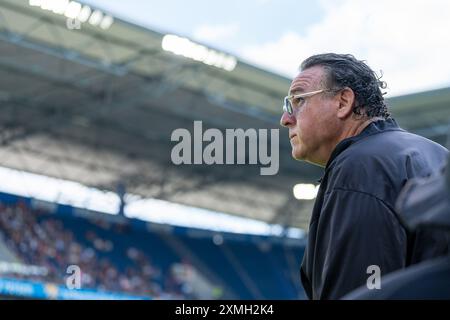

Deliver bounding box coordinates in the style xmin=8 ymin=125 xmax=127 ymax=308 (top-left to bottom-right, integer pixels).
xmin=280 ymin=53 xmax=449 ymax=299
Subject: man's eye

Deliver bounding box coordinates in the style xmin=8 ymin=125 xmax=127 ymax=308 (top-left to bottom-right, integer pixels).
xmin=293 ymin=97 xmax=305 ymax=106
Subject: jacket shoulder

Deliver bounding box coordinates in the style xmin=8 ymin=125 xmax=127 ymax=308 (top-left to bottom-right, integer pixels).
xmin=327 ymin=130 xmax=448 ymax=202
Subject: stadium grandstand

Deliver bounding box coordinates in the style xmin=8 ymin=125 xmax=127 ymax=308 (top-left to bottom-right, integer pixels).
xmin=0 ymin=0 xmax=449 ymax=300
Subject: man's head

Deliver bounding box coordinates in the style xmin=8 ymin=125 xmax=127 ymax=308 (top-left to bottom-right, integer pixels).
xmin=280 ymin=53 xmax=389 ymax=167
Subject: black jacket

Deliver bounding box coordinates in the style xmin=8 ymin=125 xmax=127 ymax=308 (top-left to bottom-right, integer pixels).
xmin=342 ymin=162 xmax=450 ymax=300
xmin=342 ymin=255 xmax=450 ymax=299
xmin=300 ymin=118 xmax=449 ymax=300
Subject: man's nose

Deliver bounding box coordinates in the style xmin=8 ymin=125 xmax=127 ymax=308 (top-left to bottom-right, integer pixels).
xmin=280 ymin=111 xmax=294 ymax=127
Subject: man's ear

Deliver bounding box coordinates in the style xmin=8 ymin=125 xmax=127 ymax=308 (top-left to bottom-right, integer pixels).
xmin=336 ymin=87 xmax=355 ymax=119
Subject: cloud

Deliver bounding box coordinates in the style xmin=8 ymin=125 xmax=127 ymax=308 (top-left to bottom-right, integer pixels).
xmin=193 ymin=23 xmax=240 ymax=43
xmin=240 ymin=0 xmax=450 ymax=96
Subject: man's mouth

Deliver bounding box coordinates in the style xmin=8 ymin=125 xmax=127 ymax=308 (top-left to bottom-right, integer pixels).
xmin=289 ymin=134 xmax=297 ymax=140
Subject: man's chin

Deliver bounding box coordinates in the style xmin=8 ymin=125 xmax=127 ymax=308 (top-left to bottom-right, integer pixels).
xmin=291 ymin=148 xmax=305 ymax=161
xmin=291 ymin=147 xmax=324 ymax=167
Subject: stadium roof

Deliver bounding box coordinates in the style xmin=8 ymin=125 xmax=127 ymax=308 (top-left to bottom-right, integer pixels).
xmin=0 ymin=0 xmax=449 ymax=230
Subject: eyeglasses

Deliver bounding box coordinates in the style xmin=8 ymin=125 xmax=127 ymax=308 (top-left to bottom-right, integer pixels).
xmin=282 ymin=89 xmax=332 ymax=115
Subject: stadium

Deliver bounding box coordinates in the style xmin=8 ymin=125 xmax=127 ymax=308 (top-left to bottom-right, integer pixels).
xmin=0 ymin=0 xmax=449 ymax=301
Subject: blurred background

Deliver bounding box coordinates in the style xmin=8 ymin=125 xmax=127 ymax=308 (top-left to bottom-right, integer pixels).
xmin=0 ymin=0 xmax=449 ymax=300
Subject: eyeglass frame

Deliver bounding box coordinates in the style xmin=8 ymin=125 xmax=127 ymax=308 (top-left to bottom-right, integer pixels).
xmin=282 ymin=88 xmax=341 ymax=115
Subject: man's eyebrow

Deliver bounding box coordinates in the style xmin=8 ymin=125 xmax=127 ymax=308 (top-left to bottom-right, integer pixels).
xmin=289 ymin=87 xmax=305 ymax=95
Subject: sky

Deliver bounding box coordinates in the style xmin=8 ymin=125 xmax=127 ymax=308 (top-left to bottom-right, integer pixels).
xmin=82 ymin=0 xmax=450 ymax=97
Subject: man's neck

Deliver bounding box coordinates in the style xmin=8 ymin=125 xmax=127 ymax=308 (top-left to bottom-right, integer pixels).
xmin=313 ymin=116 xmax=385 ymax=167
xmin=342 ymin=116 xmax=384 ymax=139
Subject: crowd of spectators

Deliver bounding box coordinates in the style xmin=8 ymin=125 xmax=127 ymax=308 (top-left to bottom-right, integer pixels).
xmin=0 ymin=201 xmax=194 ymax=299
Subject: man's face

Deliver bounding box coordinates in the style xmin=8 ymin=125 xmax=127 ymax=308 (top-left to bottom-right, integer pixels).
xmin=280 ymin=66 xmax=340 ymax=166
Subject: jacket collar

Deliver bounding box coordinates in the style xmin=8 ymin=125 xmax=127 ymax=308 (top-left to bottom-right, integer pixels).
xmin=324 ymin=117 xmax=403 ymax=171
